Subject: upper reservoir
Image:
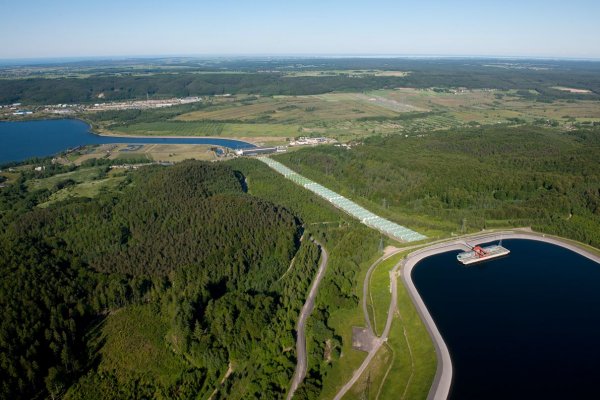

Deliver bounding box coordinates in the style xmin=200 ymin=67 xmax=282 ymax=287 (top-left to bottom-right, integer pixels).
xmin=412 ymin=239 xmax=600 ymax=400
xmin=0 ymin=119 xmax=255 ymax=164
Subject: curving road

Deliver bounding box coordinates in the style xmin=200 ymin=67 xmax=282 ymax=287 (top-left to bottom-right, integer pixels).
xmin=287 ymin=239 xmax=329 ymax=400
xmin=362 ymin=252 xmax=394 ymax=336
xmin=334 ymin=249 xmax=405 ymax=400
xmin=335 ymin=229 xmax=600 ymax=400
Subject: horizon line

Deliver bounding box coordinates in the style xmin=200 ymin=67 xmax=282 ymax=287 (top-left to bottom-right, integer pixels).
xmin=1 ymin=53 xmax=600 ymax=65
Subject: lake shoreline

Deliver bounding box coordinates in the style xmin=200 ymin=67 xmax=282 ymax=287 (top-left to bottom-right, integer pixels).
xmin=402 ymin=230 xmax=600 ymax=400
xmin=74 ymin=117 xmax=259 ymax=145
xmin=0 ymin=119 xmax=257 ymax=164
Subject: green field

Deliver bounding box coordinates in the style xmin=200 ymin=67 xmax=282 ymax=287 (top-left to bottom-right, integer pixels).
xmin=105 ymin=120 xmax=299 ymax=143
xmin=281 ymin=70 xmax=410 ymax=78
xmin=24 ymin=166 xmax=130 ymax=208
xmin=342 ymin=249 xmax=436 ymax=400
xmin=39 ymin=175 xmax=127 ymax=207
xmin=26 ymin=167 xmax=109 ymax=191
xmin=108 ymin=120 xmax=225 ymax=136
xmin=175 ymin=94 xmax=401 ymax=123
xmin=88 ymin=88 xmax=600 ymax=145
xmin=368 ymin=253 xmax=404 ymax=336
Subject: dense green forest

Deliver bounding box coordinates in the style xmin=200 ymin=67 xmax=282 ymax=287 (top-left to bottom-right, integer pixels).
xmin=0 ymin=161 xmax=321 ymax=399
xmin=0 ymin=158 xmax=384 ymax=399
xmin=228 ymin=159 xmax=382 ymax=398
xmin=1 ymin=58 xmax=598 ymax=104
xmin=4 ymin=120 xmax=599 ymax=399
xmin=275 ymin=125 xmax=600 ymax=248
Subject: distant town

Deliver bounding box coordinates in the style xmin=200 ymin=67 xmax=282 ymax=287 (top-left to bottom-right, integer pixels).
xmin=0 ymin=96 xmax=205 ymax=117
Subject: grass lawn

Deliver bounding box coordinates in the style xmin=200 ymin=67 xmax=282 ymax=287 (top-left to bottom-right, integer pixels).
xmin=368 ymin=253 xmax=405 ymax=336
xmin=0 ymin=171 xmax=20 ymax=185
xmin=345 ymin=344 xmax=394 ymax=400
xmin=105 ymin=120 xmax=298 ymax=142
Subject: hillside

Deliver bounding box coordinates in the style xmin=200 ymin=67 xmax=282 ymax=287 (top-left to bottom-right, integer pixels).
xmin=274 ymin=125 xmax=600 ymax=247
xmin=0 ymin=161 xmax=313 ymax=399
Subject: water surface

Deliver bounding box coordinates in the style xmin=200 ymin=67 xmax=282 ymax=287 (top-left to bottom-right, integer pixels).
xmin=0 ymin=119 xmax=255 ymax=164
xmin=412 ymin=239 xmax=600 ymax=399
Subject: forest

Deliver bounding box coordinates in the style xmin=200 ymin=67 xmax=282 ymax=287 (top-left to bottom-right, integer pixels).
xmin=1 ymin=58 xmax=599 ymax=104
xmin=275 ymin=125 xmax=600 ymax=248
xmin=0 ymin=161 xmax=332 ymax=399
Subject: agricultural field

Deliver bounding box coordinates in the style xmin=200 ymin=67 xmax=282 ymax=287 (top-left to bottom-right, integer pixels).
xmin=90 ymin=87 xmax=600 ymax=145
xmin=174 ymin=94 xmax=402 ymax=123
xmin=103 ymin=121 xmax=298 ymax=144
xmin=380 ymin=87 xmax=600 ymax=124
xmin=100 ymin=121 xmax=225 ymax=137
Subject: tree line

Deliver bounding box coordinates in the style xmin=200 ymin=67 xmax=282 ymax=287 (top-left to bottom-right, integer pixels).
xmin=2 ymin=58 xmax=599 ymax=105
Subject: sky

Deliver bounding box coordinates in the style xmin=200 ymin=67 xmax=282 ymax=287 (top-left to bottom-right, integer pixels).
xmin=1 ymin=0 xmax=599 ymax=59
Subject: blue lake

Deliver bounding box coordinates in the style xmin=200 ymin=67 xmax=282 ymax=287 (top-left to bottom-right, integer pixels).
xmin=0 ymin=119 xmax=255 ymax=164
xmin=412 ymin=239 xmax=600 ymax=399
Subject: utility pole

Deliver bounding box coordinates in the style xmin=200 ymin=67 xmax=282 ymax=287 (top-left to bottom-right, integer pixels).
xmin=461 ymin=218 xmax=467 ymax=233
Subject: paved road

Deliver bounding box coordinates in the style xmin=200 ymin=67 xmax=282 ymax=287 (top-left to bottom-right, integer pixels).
xmin=334 ymin=250 xmax=404 ymax=400
xmin=362 ymin=253 xmax=388 ymax=335
xmin=334 ymin=234 xmax=499 ymax=400
xmin=334 ymin=229 xmax=600 ymax=400
xmin=287 ymin=239 xmax=329 ymax=400
xmin=362 ymin=246 xmax=426 ymax=337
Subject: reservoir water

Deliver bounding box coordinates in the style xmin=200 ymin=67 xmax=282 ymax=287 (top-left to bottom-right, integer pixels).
xmin=412 ymin=239 xmax=600 ymax=399
xmin=0 ymin=119 xmax=255 ymax=164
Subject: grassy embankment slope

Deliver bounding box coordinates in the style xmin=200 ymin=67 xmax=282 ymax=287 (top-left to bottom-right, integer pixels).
xmin=345 ymin=251 xmax=436 ymax=400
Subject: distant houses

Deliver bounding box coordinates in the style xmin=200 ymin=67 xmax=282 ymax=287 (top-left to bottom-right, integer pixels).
xmin=289 ymin=136 xmax=336 ymax=146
